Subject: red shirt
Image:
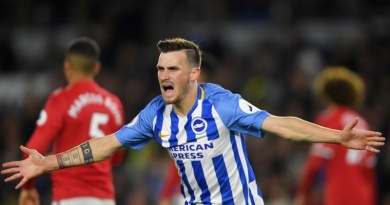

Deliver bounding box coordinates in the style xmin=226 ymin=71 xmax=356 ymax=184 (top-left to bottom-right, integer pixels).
xmin=24 ymin=80 xmax=125 ymax=200
xmin=160 ymin=159 xmax=181 ymax=200
xmin=296 ymin=106 xmax=377 ymax=205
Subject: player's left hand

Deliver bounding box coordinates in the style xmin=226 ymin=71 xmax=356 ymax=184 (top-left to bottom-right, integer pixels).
xmin=340 ymin=118 xmax=385 ymax=153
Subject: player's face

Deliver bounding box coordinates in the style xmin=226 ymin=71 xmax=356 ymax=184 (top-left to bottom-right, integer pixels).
xmin=157 ymin=51 xmax=194 ymax=105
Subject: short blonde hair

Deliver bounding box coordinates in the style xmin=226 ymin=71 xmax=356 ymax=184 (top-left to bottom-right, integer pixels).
xmin=315 ymin=66 xmax=365 ymax=107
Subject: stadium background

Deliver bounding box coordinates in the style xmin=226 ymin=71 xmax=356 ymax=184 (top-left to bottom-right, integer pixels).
xmin=0 ymin=0 xmax=389 ymax=204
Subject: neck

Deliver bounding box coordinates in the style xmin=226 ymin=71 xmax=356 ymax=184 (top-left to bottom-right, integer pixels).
xmin=68 ymin=75 xmax=94 ymax=86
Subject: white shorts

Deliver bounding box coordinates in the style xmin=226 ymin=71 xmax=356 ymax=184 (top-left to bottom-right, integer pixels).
xmin=172 ymin=193 xmax=185 ymax=205
xmin=52 ymin=197 xmax=115 ymax=205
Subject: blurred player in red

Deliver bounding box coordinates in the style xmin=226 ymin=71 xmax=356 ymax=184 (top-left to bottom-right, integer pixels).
xmin=294 ymin=66 xmax=378 ymax=205
xmin=19 ymin=37 xmax=125 ymax=205
xmin=158 ymin=159 xmax=184 ymax=205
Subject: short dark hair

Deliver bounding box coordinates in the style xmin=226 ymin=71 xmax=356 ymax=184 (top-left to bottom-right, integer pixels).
xmin=315 ymin=66 xmax=365 ymax=107
xmin=157 ymin=37 xmax=202 ymax=67
xmin=65 ymin=37 xmax=100 ymax=73
xmin=66 ymin=37 xmax=100 ymax=59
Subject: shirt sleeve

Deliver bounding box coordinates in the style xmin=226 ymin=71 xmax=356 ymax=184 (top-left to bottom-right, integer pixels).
xmin=25 ymin=92 xmax=64 ymax=155
xmin=23 ymin=92 xmax=65 ymax=189
xmin=110 ymin=97 xmax=126 ymax=165
xmin=115 ymin=102 xmax=156 ymax=151
xmin=295 ymin=151 xmax=326 ymax=197
xmin=210 ymin=87 xmax=270 ymax=138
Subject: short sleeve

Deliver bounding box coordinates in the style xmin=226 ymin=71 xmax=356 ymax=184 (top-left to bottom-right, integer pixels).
xmin=204 ymin=84 xmax=270 ymax=138
xmin=27 ymin=91 xmax=65 ymax=153
xmin=115 ymin=103 xmax=156 ymax=151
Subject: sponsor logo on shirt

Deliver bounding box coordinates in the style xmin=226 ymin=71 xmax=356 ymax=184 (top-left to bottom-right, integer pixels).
xmin=158 ymin=132 xmax=170 ymax=138
xmin=239 ymin=99 xmax=261 ymax=114
xmin=36 ymin=110 xmax=47 ymax=126
xmin=168 ymin=141 xmax=214 ymax=160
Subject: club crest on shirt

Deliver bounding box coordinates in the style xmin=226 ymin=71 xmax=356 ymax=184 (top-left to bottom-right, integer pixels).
xmin=126 ymin=114 xmax=139 ymax=127
xmin=239 ymin=99 xmax=261 ymax=114
xmin=191 ymin=117 xmax=207 ymax=135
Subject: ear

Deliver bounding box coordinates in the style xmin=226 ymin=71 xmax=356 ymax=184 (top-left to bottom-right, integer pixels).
xmin=191 ymin=67 xmax=201 ymax=81
xmin=93 ymin=62 xmax=101 ymax=77
xmin=63 ymin=59 xmax=71 ymax=74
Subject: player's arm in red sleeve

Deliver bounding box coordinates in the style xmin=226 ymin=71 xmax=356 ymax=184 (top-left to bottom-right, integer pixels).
xmin=159 ymin=159 xmax=181 ymax=204
xmin=110 ymin=150 xmax=126 ymax=166
xmin=22 ymin=93 xmax=64 ymax=189
xmin=294 ymin=144 xmax=329 ymax=205
xmin=110 ymin=97 xmax=126 ymax=166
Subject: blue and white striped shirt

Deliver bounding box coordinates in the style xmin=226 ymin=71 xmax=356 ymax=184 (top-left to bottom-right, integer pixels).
xmin=116 ymin=83 xmax=270 ymax=205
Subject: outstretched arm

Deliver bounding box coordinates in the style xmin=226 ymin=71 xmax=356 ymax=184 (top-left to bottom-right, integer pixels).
xmin=262 ymin=116 xmax=385 ymax=153
xmin=1 ymin=133 xmax=125 ymax=189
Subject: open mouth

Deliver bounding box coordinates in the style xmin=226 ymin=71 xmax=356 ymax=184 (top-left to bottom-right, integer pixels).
xmin=162 ymin=85 xmax=174 ymax=92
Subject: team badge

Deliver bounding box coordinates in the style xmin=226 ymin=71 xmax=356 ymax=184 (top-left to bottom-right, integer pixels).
xmin=191 ymin=117 xmax=207 ymax=135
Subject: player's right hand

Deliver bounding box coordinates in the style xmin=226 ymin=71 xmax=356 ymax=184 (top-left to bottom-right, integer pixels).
xmin=1 ymin=145 xmax=46 ymax=189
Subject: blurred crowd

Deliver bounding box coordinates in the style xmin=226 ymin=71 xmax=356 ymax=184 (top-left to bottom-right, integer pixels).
xmin=0 ymin=0 xmax=389 ymax=205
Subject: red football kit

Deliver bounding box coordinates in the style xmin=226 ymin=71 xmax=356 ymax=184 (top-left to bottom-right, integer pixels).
xmin=160 ymin=159 xmax=181 ymax=200
xmin=23 ymin=80 xmax=125 ymax=201
xmin=297 ymin=106 xmax=377 ymax=205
